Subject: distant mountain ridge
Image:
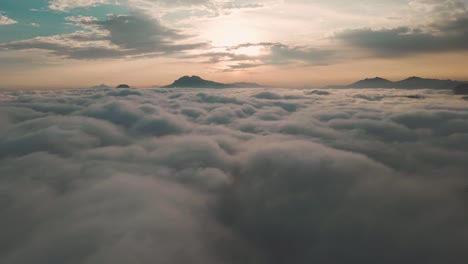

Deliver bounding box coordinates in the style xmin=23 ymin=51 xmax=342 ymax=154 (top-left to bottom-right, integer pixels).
xmin=329 ymin=76 xmax=466 ymax=89
xmin=453 ymin=83 xmax=468 ymax=95
xmin=349 ymin=77 xmax=394 ymax=88
xmin=91 ymin=84 xmax=112 ymax=89
xmin=229 ymin=82 xmax=265 ymax=88
xmin=395 ymin=77 xmax=459 ymax=89
xmin=162 ymin=75 xmax=265 ymax=88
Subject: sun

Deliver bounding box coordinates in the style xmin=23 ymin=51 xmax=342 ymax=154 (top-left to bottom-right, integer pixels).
xmin=202 ymin=17 xmax=263 ymax=48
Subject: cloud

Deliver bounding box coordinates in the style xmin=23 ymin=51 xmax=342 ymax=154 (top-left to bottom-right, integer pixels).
xmin=408 ymin=0 xmax=467 ymax=19
xmin=221 ymin=2 xmax=264 ymax=9
xmin=305 ymin=90 xmax=331 ymax=95
xmin=265 ymin=43 xmax=335 ymax=65
xmin=0 ymin=13 xmax=207 ymax=59
xmin=1 ymin=87 xmax=468 ymax=263
xmin=252 ymin=91 xmax=305 ymax=100
xmin=193 ymin=42 xmax=336 ymax=71
xmin=48 ymin=0 xmax=110 ymax=11
xmin=136 ymin=0 xmax=265 ymax=9
xmin=216 ymin=139 xmax=468 ymax=263
xmin=0 ymin=14 xmax=17 ymax=25
xmin=336 ymin=2 xmax=468 ymax=56
xmin=126 ymin=0 xmax=267 ymax=21
xmin=6 ymin=0 xmax=467 ymax=74
xmin=136 ymin=0 xmax=209 ymax=6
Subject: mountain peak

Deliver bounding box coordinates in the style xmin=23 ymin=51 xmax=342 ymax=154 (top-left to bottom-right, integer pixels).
xmin=365 ymin=77 xmax=388 ymax=81
xmin=340 ymin=76 xmax=462 ymax=89
xmin=91 ymin=84 xmax=112 ymax=89
xmin=163 ymin=75 xmax=231 ymax=88
xmin=162 ymin=75 xmax=265 ymax=89
xmin=396 ymin=76 xmax=458 ymax=89
xmin=400 ymin=76 xmax=425 ymax=82
xmin=349 ymin=77 xmax=393 ymax=88
xmin=179 ymin=75 xmax=202 ymax=81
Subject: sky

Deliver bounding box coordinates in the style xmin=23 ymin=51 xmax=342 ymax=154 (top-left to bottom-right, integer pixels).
xmin=1 ymin=0 xmax=468 ymax=88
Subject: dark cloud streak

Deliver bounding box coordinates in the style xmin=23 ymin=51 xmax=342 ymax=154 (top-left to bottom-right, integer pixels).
xmin=0 ymin=12 xmax=207 ymax=59
xmin=188 ymin=42 xmax=336 ymax=71
xmin=336 ymin=13 xmax=468 ymax=56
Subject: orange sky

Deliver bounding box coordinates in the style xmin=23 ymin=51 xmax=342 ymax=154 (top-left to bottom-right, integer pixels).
xmin=1 ymin=0 xmax=468 ymax=88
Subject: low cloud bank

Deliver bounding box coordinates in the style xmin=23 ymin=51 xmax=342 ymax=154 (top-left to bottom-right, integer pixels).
xmin=0 ymin=87 xmax=467 ymax=263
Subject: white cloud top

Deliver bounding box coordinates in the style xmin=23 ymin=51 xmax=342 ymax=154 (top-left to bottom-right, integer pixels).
xmin=1 ymin=86 xmax=468 ymax=263
xmin=48 ymin=0 xmax=110 ymax=11
xmin=0 ymin=14 xmax=17 ymax=25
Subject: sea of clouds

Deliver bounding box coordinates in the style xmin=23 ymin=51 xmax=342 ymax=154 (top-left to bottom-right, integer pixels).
xmin=0 ymin=87 xmax=467 ymax=264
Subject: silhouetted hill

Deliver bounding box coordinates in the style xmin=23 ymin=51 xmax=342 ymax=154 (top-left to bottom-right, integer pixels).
xmin=395 ymin=77 xmax=459 ymax=89
xmin=329 ymin=76 xmax=464 ymax=89
xmin=230 ymin=82 xmax=266 ymax=88
xmin=116 ymin=84 xmax=130 ymax=88
xmin=91 ymin=84 xmax=112 ymax=89
xmin=162 ymin=76 xmax=265 ymax=88
xmin=349 ymin=77 xmax=393 ymax=88
xmin=453 ymin=83 xmax=468 ymax=95
xmin=162 ymin=76 xmax=233 ymax=88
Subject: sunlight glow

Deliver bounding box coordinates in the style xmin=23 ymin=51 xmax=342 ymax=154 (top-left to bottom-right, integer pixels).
xmin=233 ymin=46 xmax=265 ymax=56
xmin=204 ymin=18 xmax=262 ymax=47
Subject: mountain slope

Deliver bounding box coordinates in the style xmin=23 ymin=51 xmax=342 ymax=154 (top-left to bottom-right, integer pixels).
xmin=329 ymin=76 xmax=464 ymax=89
xmin=162 ymin=76 xmax=265 ymax=88
xmin=394 ymin=77 xmax=459 ymax=89
xmin=162 ymin=76 xmax=234 ymax=88
xmin=349 ymin=77 xmax=394 ymax=88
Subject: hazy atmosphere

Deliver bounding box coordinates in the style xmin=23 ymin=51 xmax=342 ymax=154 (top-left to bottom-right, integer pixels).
xmin=1 ymin=0 xmax=468 ymax=88
xmin=1 ymin=1 xmax=468 ymax=264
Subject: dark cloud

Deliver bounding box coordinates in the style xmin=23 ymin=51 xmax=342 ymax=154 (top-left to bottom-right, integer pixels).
xmin=305 ymin=90 xmax=331 ymax=95
xmin=193 ymin=42 xmax=336 ymax=71
xmin=1 ymin=87 xmax=468 ymax=264
xmin=0 ymin=13 xmax=206 ymax=59
xmin=91 ymin=14 xmax=187 ymax=49
xmin=216 ymin=140 xmax=468 ymax=264
xmin=252 ymin=91 xmax=305 ymax=100
xmin=336 ymin=13 xmax=468 ymax=56
xmin=252 ymin=91 xmax=283 ymax=99
xmin=266 ymin=43 xmax=335 ymax=65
